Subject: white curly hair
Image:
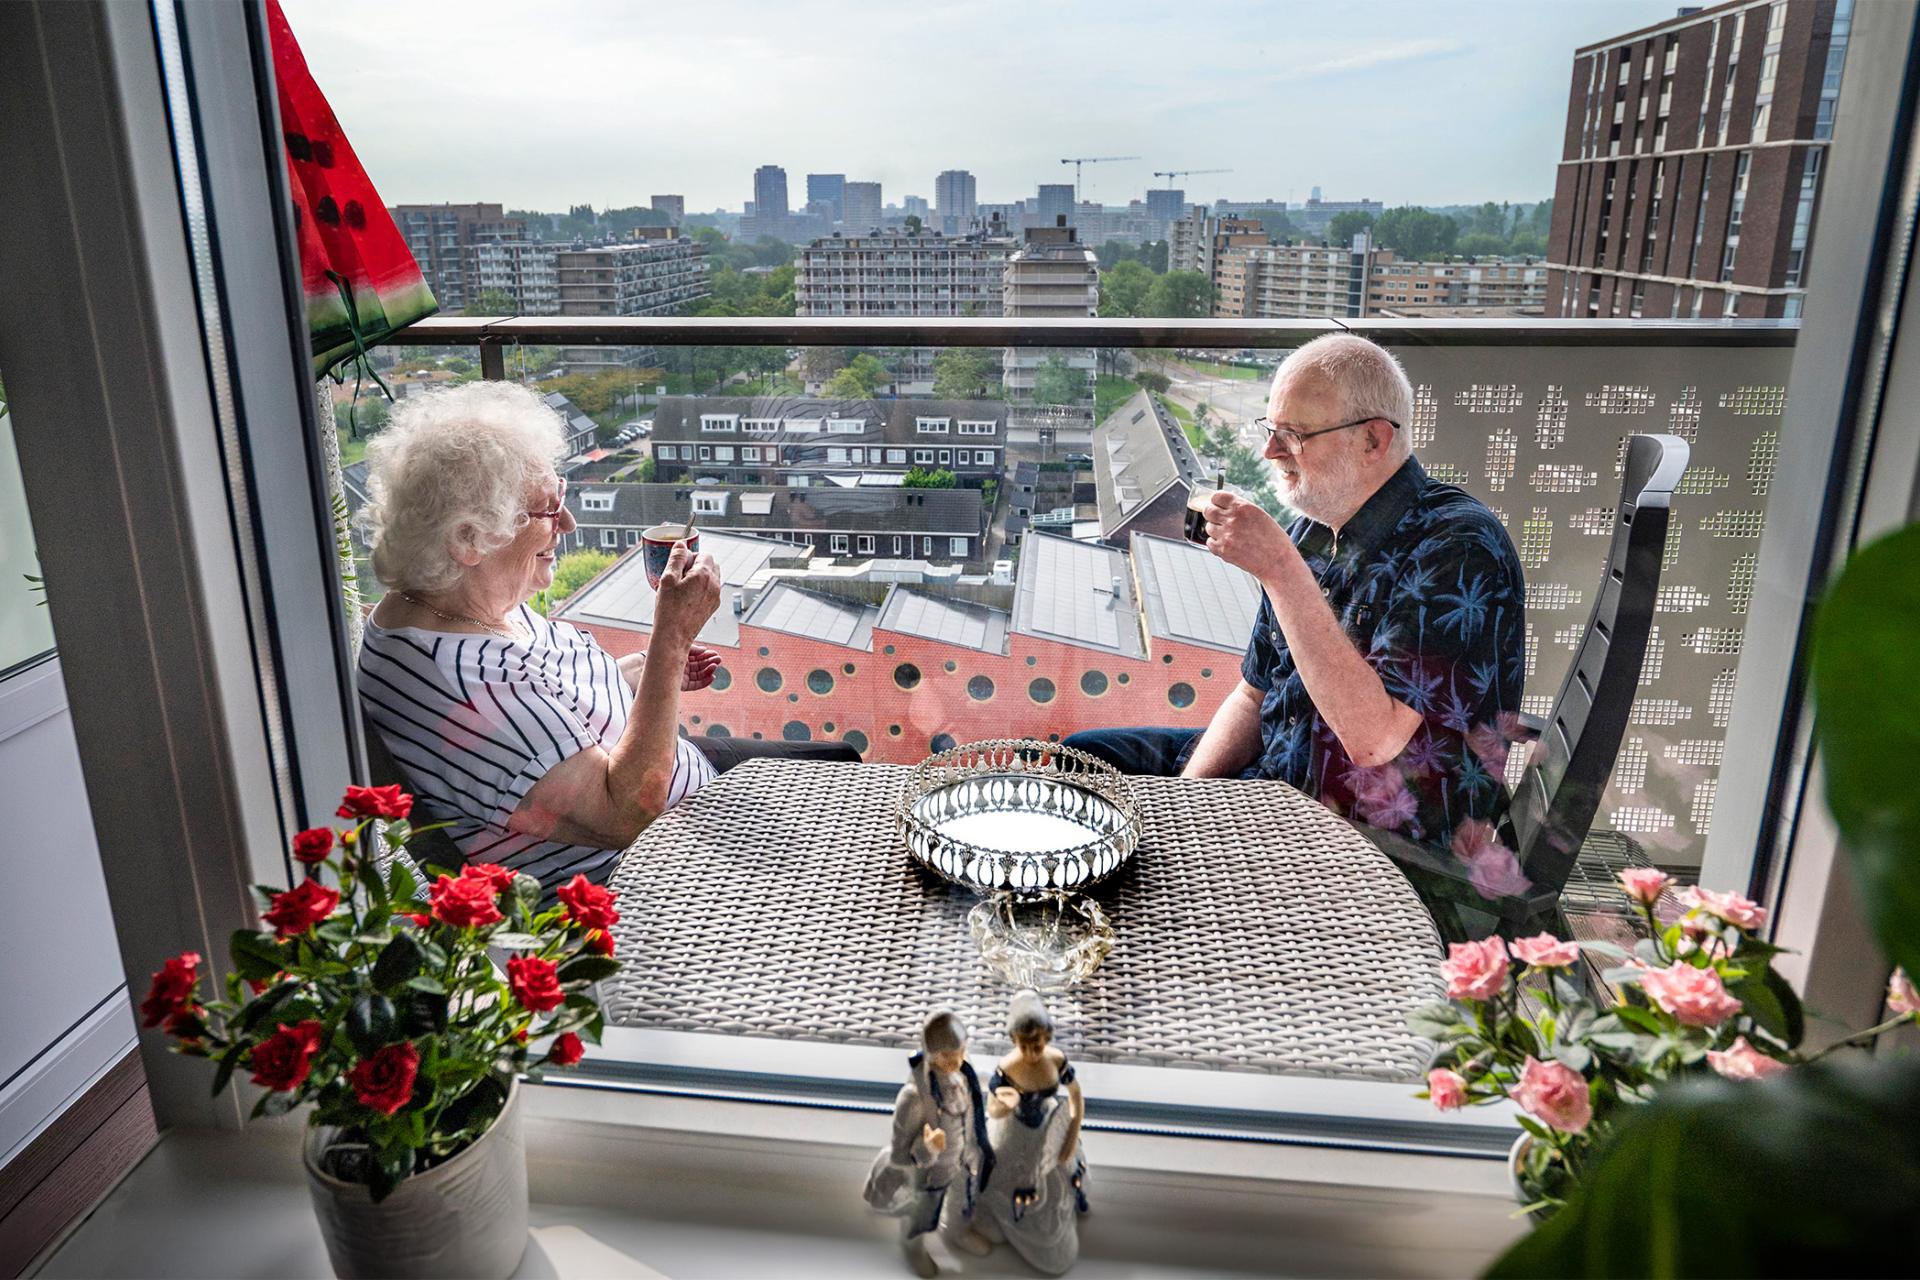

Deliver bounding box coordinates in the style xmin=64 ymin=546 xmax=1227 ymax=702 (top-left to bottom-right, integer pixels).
xmin=1272 ymin=334 xmax=1416 ymax=462
xmin=360 ymin=380 xmax=569 ymax=594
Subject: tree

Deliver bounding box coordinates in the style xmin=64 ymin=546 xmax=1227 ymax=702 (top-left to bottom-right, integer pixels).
xmin=544 ymin=368 xmax=653 ymax=419
xmin=333 ymin=395 xmax=390 ymax=437
xmin=531 ymin=549 xmax=615 ymax=616
xmin=1142 ymin=240 xmax=1169 ymax=274
xmin=1098 ymin=259 xmax=1156 ymax=317
xmin=801 ymin=346 xmax=848 ymax=385
xmin=1246 ymin=208 xmax=1296 ymax=242
xmin=1133 ymin=370 xmax=1171 ymax=394
xmin=901 ymin=466 xmax=956 ymax=489
xmin=1031 ymin=355 xmax=1085 ymax=407
xmin=825 ymin=353 xmax=890 ymax=398
xmin=1325 ymin=210 xmax=1377 ymax=245
xmin=1144 ymin=270 xmax=1214 ymax=318
xmin=1373 ymin=206 xmax=1459 ymax=261
xmin=461 ymin=289 xmax=518 ymax=317
xmin=903 ymin=214 xmax=923 ymax=234
xmin=1457 ymin=231 xmax=1509 ymax=258
xmin=932 ymin=348 xmax=991 ymax=398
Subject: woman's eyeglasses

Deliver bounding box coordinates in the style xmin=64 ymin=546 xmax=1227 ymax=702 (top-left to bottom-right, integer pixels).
xmin=1254 ymin=416 xmax=1401 ymax=453
xmin=524 ymin=477 xmax=568 ymax=523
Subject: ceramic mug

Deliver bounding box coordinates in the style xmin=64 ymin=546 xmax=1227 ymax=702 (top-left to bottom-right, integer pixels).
xmin=641 ymin=524 xmax=699 ymax=589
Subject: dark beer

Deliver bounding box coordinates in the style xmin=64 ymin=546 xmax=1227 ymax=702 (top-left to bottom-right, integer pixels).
xmin=1185 ymin=472 xmax=1227 ymax=546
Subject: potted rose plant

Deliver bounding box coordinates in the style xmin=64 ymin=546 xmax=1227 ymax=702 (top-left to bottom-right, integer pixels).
xmin=139 ymin=784 xmax=623 ymax=1280
xmin=1409 ymin=871 xmax=1917 ymax=1218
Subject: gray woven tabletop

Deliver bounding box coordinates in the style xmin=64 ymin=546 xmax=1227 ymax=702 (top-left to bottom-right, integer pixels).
xmin=602 ymin=759 xmax=1446 ymax=1082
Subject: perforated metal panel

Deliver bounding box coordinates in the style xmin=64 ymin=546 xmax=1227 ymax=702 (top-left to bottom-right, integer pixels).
xmin=1391 ymin=343 xmax=1791 ymax=870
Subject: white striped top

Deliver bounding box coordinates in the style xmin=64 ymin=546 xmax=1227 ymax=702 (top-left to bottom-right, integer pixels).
xmin=357 ymin=603 xmax=714 ymax=888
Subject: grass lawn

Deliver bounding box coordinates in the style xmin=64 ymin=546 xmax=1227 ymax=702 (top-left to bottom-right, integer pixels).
xmin=1094 ymin=374 xmax=1137 ymax=425
xmin=335 ymin=426 xmax=367 ymax=467
xmin=1156 ymin=395 xmax=1212 ymax=451
xmin=1182 ymin=357 xmax=1263 ymax=381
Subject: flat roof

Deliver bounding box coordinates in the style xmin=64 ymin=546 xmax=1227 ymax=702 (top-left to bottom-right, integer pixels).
xmin=555 ymin=529 xmax=784 ymax=648
xmin=1010 ymin=532 xmax=1145 ymax=659
xmin=741 ymin=582 xmax=879 ymax=649
xmin=1131 ymin=532 xmax=1263 ymax=655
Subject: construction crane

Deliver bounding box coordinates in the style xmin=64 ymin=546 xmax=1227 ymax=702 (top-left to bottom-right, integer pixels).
xmin=1153 ymin=168 xmax=1233 ymax=191
xmin=1060 ymin=155 xmax=1140 ymax=202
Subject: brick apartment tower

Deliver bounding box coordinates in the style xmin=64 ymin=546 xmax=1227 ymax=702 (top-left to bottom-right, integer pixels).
xmin=1547 ymin=0 xmax=1853 ymax=320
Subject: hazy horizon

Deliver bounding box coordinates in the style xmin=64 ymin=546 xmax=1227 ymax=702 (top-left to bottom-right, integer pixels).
xmin=282 ymin=0 xmax=1678 ymax=215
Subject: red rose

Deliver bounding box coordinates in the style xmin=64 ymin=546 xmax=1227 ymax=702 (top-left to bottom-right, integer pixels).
xmin=336 ymin=784 xmax=413 ymax=821
xmin=556 ymin=874 xmax=620 ymax=932
xmin=548 ymin=1032 xmax=585 ymax=1067
xmin=263 ymin=879 xmax=341 ymax=937
xmin=291 ymin=827 xmax=335 ymax=864
xmin=584 ymin=929 xmax=614 ymax=958
xmin=507 ymin=954 xmax=564 ymax=1013
xmin=140 ymin=952 xmax=202 ymax=1028
xmin=406 ymin=912 xmax=432 ymax=929
xmin=429 ymin=874 xmax=503 ymax=929
xmin=514 ymin=1027 xmax=529 ymax=1044
xmin=346 ymin=1041 xmax=420 ymax=1116
xmin=460 ymin=862 xmax=517 ymax=896
xmin=249 ymin=1019 xmax=326 ymax=1091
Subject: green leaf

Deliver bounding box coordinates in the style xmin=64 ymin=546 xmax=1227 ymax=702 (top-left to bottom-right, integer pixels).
xmin=511 ymin=875 xmax=541 ymax=912
xmin=234 ymin=980 xmax=300 ymax=1035
xmin=357 ymin=854 xmax=388 ymax=908
xmin=387 ymin=859 xmax=420 ymax=906
xmin=211 ymin=1045 xmax=241 ymax=1098
xmin=1577 ymin=939 xmax=1631 ymax=962
xmin=401 ymin=990 xmax=449 ymax=1037
xmin=404 ymin=974 xmax=447 ymax=995
xmin=1611 ymin=1005 xmax=1665 ymax=1035
xmin=1732 ymin=965 xmax=1805 ymax=1050
xmin=370 ymin=933 xmax=424 ymax=992
xmin=315 ymin=919 xmax=354 ymax=946
xmin=1812 ymin=523 xmax=1920 ymax=977
xmin=557 ymin=954 xmax=620 ymax=984
xmin=346 ymin=993 xmax=398 ymax=1054
xmin=1487 ymin=1058 xmax=1920 ymax=1278
xmin=228 ymin=930 xmax=285 ymax=982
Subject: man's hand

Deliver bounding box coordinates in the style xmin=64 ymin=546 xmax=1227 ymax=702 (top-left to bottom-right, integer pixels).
xmin=921 ymin=1123 xmax=947 ymax=1155
xmin=1202 ymin=491 xmax=1292 ymax=577
xmin=682 ymin=644 xmax=723 ymax=691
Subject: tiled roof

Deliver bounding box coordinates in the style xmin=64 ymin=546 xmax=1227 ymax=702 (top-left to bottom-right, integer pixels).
xmin=741 ymin=582 xmax=879 ymax=649
xmin=1010 ymin=532 xmax=1145 ymax=659
xmin=555 ymin=530 xmax=785 ymax=648
xmin=1130 ymin=532 xmax=1263 ymax=655
xmin=568 ymin=483 xmax=983 ymax=536
xmin=1092 ymin=390 xmax=1207 ymax=538
xmin=875 ymin=586 xmax=1010 ymax=654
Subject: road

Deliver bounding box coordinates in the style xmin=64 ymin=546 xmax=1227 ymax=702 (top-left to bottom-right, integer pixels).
xmin=1152 ymin=358 xmax=1274 ymax=454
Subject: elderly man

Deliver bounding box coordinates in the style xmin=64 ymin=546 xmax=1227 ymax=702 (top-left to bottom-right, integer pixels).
xmin=1067 ymin=334 xmax=1528 ymax=880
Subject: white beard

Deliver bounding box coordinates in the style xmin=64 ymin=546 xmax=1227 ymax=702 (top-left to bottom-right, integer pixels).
xmin=1273 ymin=444 xmax=1369 ymax=526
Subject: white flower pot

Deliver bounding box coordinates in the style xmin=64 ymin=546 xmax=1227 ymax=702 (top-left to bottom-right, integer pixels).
xmin=303 ymin=1077 xmax=528 ymax=1280
xmin=1507 ymin=1131 xmax=1532 ymax=1206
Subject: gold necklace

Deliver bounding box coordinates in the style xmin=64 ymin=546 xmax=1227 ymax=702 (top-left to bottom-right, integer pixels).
xmin=398 ymin=591 xmax=525 ymax=642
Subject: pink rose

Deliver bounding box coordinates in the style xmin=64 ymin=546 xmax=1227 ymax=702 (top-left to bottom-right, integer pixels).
xmin=1512 ymin=933 xmax=1580 ymax=969
xmin=1451 ymin=819 xmax=1531 ymax=901
xmin=1706 ymin=1035 xmax=1787 ymax=1081
xmin=1640 ymin=961 xmax=1743 ymax=1028
xmin=1619 ymin=867 xmax=1670 ymax=905
xmin=1679 ymin=885 xmax=1768 ymax=931
xmin=1510 ymin=1056 xmax=1592 ymax=1133
xmin=1427 ymin=1067 xmax=1468 ymax=1111
xmin=1889 ymin=967 xmax=1919 ymax=1017
xmin=1440 ymin=937 xmax=1511 ymax=1002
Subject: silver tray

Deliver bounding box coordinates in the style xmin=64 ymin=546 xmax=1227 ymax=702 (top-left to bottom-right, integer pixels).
xmin=895 ymin=739 xmax=1141 ymax=896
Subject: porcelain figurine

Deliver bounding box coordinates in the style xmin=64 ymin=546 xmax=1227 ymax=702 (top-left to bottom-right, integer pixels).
xmin=864 ymin=1009 xmax=996 ymax=1277
xmin=977 ymin=989 xmax=1088 ymax=1275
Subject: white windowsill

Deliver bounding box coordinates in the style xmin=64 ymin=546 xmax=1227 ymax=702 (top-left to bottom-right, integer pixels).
xmin=37 ymin=1084 xmax=1522 ymax=1278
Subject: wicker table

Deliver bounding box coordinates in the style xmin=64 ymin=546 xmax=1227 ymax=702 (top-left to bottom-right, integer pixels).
xmin=602 ymin=760 xmax=1446 ymax=1082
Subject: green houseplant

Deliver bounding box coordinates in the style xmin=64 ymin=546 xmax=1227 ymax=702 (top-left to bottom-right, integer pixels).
xmin=140 ymin=783 xmax=622 ymax=1278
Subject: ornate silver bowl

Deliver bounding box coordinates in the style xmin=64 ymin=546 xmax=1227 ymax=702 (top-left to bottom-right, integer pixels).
xmin=895 ymin=738 xmax=1141 ymax=897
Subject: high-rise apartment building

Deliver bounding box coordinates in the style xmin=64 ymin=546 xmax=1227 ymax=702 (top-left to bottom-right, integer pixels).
xmin=935 ymin=169 xmax=978 ymax=233
xmin=1213 ymin=235 xmax=1548 ymax=319
xmin=841 ymin=181 xmax=884 ymax=233
xmin=753 ymin=166 xmax=789 ymax=220
xmin=806 ymin=173 xmax=845 ymax=223
xmin=388 ymin=202 xmax=525 ymax=311
xmin=903 ymin=195 xmax=931 ymax=220
xmin=470 ymin=241 xmax=559 ymax=314
xmin=1003 ymin=221 xmax=1099 ymax=444
xmin=795 ymin=227 xmax=1018 ymax=391
xmin=1169 ymin=209 xmax=1269 ymax=298
xmin=1033 ymin=184 xmax=1076 ymax=230
xmin=650 ymin=195 xmax=685 ymax=225
xmin=1143 ymin=188 xmax=1186 ymax=239
xmin=1366 ymin=257 xmax=1548 ymax=315
xmin=552 ymin=233 xmax=711 ymax=368
xmin=1547 ymin=0 xmax=1853 ymax=319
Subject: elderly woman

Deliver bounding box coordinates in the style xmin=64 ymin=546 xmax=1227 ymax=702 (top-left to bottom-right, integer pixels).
xmin=356 ymin=381 xmax=854 ymax=890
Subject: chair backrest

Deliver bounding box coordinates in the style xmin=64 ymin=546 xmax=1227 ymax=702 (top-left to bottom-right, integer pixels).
xmin=1508 ymin=433 xmax=1690 ymax=901
xmin=363 ymin=728 xmax=464 ymax=877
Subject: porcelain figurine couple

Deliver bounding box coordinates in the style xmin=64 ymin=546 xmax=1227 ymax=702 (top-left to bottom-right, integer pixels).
xmin=864 ymin=992 xmax=1090 ymax=1277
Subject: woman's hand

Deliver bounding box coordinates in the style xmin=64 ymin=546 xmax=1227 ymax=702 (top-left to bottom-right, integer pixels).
xmin=682 ymin=645 xmax=723 ymax=691
xmin=921 ymin=1123 xmax=947 ymax=1155
xmin=988 ymin=1085 xmax=1018 ymax=1119
xmin=653 ymin=544 xmax=721 ymax=645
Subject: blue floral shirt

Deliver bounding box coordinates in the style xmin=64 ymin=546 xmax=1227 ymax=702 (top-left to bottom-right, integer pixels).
xmin=1240 ymin=457 xmax=1527 ymax=862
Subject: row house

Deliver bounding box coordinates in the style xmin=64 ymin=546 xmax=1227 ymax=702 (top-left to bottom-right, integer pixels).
xmin=565 ymin=483 xmax=989 ymax=563
xmin=647 ymin=396 xmax=1007 ymax=488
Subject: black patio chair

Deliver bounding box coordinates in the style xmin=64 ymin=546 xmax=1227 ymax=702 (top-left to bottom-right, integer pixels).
xmin=363 ymin=728 xmax=464 ymax=880
xmin=1359 ymin=433 xmax=1691 ymax=944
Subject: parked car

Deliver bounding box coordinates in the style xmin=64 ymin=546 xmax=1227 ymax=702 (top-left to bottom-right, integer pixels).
xmin=1063 ymin=452 xmax=1093 ymax=467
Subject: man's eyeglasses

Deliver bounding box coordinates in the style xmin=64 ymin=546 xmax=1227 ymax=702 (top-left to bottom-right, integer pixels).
xmin=524 ymin=476 xmax=567 ymax=524
xmin=1254 ymin=416 xmax=1401 ymax=453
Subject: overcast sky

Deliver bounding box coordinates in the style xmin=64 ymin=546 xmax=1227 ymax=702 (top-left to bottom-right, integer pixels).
xmin=282 ymin=0 xmax=1678 ymax=214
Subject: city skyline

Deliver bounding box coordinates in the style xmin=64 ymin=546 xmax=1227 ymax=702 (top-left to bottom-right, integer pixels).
xmin=283 ymin=0 xmax=1680 ymax=214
